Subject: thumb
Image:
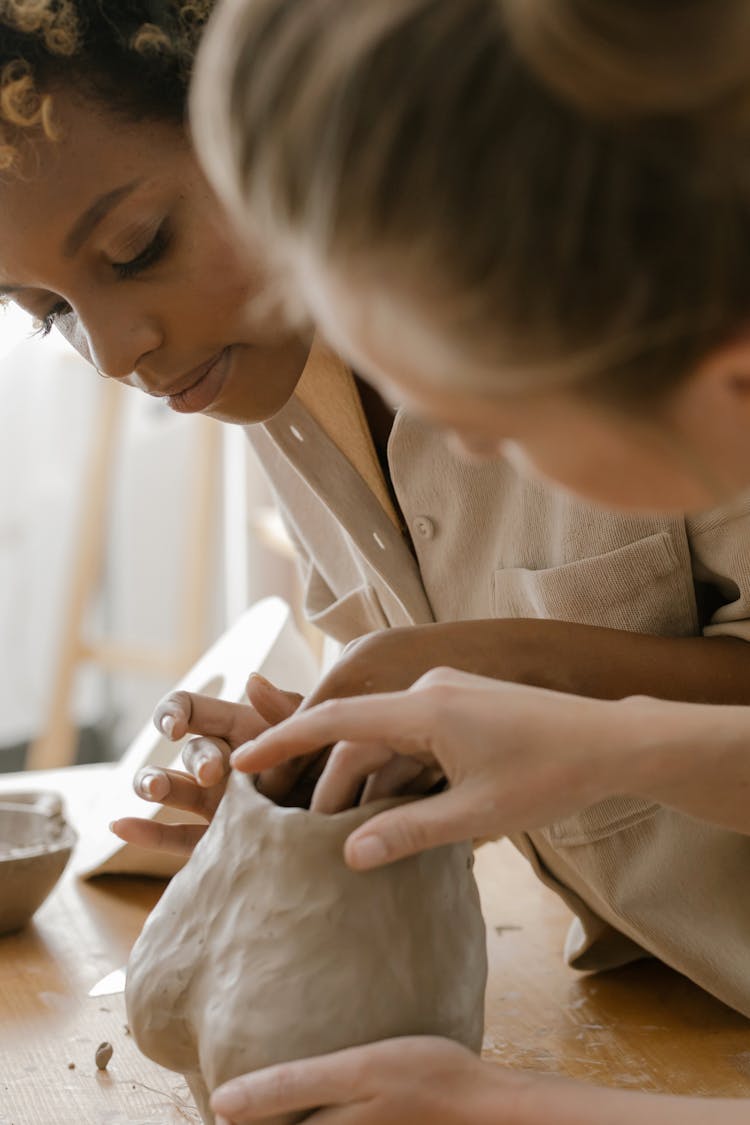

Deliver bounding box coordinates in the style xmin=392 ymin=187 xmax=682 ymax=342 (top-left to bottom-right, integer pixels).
xmin=344 ymin=789 xmax=476 ymax=870
xmin=246 ymin=673 xmax=303 ymax=726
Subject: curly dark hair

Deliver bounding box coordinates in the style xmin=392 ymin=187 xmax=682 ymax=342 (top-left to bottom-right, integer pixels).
xmin=0 ymin=0 xmax=213 ymax=169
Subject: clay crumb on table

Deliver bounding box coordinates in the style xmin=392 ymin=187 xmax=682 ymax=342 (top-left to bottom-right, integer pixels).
xmin=95 ymin=1042 xmax=114 ymax=1070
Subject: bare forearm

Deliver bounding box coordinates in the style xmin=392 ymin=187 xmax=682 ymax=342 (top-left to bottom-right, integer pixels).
xmin=341 ymin=619 xmax=750 ymax=705
xmin=508 ymin=621 xmax=750 ymax=705
xmin=600 ymin=694 xmax=750 ymax=833
xmin=521 ymin=1078 xmax=750 ymax=1125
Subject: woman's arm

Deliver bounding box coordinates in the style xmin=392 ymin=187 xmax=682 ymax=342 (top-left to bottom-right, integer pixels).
xmin=208 ymin=1036 xmax=750 ymax=1125
xmin=319 ymin=618 xmax=750 ymax=705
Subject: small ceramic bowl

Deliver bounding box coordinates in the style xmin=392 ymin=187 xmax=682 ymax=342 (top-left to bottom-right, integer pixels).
xmin=0 ymin=791 xmax=77 ymax=936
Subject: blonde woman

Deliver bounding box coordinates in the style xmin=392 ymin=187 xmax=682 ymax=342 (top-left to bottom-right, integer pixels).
xmin=184 ymin=0 xmax=750 ymax=1120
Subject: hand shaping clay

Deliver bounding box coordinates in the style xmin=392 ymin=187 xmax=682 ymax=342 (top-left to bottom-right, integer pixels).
xmin=126 ymin=773 xmax=487 ymax=1124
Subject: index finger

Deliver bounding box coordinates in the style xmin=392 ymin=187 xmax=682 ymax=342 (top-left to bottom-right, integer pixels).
xmin=231 ymin=692 xmax=427 ymax=773
xmin=210 ymin=1043 xmax=382 ymax=1120
xmin=154 ymin=691 xmax=270 ymax=747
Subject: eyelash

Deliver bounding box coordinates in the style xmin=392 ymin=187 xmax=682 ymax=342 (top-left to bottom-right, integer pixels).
xmin=112 ymin=223 xmax=170 ymax=280
xmin=34 ymin=301 xmax=72 ymax=339
xmin=36 ymin=222 xmax=171 ymax=337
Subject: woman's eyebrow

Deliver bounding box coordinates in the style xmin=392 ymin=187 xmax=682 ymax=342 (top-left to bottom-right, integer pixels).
xmin=62 ymin=179 xmax=143 ymax=259
xmin=0 ymin=180 xmax=145 ymax=294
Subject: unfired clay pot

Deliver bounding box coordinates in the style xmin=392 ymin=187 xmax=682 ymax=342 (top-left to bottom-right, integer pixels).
xmin=126 ymin=772 xmax=487 ymax=1124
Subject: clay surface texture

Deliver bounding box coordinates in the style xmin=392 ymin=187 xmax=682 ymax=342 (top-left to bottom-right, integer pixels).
xmin=127 ymin=774 xmax=487 ymax=1124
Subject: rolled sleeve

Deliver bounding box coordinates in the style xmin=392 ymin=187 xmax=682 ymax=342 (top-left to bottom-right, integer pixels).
xmin=687 ymin=493 xmax=750 ymax=642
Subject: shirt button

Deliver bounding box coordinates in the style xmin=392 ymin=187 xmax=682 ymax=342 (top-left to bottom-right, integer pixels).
xmin=414 ymin=515 xmax=436 ymax=540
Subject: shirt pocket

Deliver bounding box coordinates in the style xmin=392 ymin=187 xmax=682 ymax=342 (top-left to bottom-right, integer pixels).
xmin=303 ymin=566 xmax=390 ymax=644
xmin=543 ymin=795 xmax=660 ymax=847
xmin=492 ymin=530 xmax=698 ymax=636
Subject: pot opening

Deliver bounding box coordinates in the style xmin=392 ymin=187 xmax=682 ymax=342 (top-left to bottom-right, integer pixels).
xmin=252 ymin=766 xmax=324 ymax=812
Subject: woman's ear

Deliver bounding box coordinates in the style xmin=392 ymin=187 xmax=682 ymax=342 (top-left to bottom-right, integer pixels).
xmin=671 ymin=335 xmax=750 ymax=440
xmin=725 ymin=370 xmax=750 ymax=403
xmin=665 ymin=334 xmax=750 ymax=503
xmin=700 ymin=334 xmax=750 ymax=413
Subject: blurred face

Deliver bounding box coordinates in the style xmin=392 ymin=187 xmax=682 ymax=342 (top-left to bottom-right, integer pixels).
xmin=298 ymin=265 xmax=750 ymax=512
xmin=0 ymin=94 xmax=310 ymax=424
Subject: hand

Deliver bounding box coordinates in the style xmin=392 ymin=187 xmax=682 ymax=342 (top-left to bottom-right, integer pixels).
xmin=233 ymin=668 xmax=626 ymax=869
xmin=210 ymin=1036 xmax=750 ymax=1125
xmin=111 ymin=621 xmax=456 ymax=853
xmin=210 ymin=1037 xmax=531 ymax=1125
xmin=232 ymin=622 xmax=522 ymax=804
xmin=209 ymin=1038 xmax=745 ymax=1125
xmin=110 ymin=673 xmax=303 ymax=856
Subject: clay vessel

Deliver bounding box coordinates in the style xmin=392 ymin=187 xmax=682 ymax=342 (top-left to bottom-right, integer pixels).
xmin=126 ymin=772 xmax=487 ymax=1124
xmin=0 ymin=793 xmax=77 ymax=935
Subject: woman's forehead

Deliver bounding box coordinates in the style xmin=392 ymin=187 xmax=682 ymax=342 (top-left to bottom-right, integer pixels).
xmin=0 ymin=97 xmax=185 ymax=286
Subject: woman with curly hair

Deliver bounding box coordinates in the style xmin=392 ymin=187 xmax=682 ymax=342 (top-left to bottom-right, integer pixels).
xmin=3 ymin=4 xmax=750 ymax=1121
xmin=0 ymin=0 xmax=310 ymax=419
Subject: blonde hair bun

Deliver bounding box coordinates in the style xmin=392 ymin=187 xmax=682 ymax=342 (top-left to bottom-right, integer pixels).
xmin=502 ymin=0 xmax=750 ymax=126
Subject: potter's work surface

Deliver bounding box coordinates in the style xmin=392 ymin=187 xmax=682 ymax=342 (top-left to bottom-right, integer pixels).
xmin=1 ymin=767 xmax=749 ymax=1125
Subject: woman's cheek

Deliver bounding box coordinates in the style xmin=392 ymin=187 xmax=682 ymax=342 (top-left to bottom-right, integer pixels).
xmin=57 ymin=315 xmax=94 ymax=368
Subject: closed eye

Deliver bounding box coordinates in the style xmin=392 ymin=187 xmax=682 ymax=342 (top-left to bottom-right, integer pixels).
xmin=112 ymin=223 xmax=170 ymax=280
xmin=33 ymin=221 xmax=172 ymax=338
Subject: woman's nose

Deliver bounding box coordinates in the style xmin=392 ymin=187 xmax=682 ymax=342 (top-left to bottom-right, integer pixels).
xmin=81 ymin=306 xmax=163 ymax=382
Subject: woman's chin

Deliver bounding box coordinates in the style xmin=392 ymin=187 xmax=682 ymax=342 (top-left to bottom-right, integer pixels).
xmin=204 ymin=386 xmax=297 ymax=426
xmin=204 ymin=339 xmax=311 ymax=425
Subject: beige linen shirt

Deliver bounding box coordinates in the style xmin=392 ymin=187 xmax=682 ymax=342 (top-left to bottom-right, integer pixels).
xmin=245 ymin=342 xmax=750 ymax=1017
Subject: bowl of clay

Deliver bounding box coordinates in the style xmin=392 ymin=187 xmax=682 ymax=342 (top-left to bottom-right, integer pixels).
xmin=0 ymin=791 xmax=77 ymax=936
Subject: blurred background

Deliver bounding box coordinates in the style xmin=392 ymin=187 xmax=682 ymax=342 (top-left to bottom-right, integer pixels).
xmin=0 ymin=307 xmax=310 ymax=773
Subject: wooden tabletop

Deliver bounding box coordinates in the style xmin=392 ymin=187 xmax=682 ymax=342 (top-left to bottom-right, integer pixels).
xmin=1 ymin=767 xmax=749 ymax=1125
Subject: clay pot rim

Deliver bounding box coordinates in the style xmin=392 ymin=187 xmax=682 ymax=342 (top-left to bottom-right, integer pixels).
xmin=0 ymin=801 xmax=78 ymax=862
xmin=243 ymin=771 xmax=410 ymax=818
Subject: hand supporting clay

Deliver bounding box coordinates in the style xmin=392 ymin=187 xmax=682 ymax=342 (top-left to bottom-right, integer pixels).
xmin=126 ymin=772 xmax=487 ymax=1125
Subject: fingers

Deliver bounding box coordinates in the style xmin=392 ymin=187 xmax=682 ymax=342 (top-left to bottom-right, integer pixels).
xmin=109 ymin=816 xmax=207 ymax=856
xmin=232 ymin=693 xmax=426 ymax=773
xmin=210 ymin=1044 xmax=374 ymax=1121
xmin=243 ymin=676 xmax=306 ymax=801
xmin=311 ymin=742 xmax=395 ymax=814
xmin=343 ymin=789 xmax=476 ymax=870
xmin=245 ymin=673 xmax=303 ymax=725
xmin=153 ymin=690 xmax=270 ymax=748
xmin=360 ymin=757 xmax=436 ymax=805
xmin=181 ymin=736 xmax=232 ymax=788
xmin=210 ymin=1039 xmax=457 ymax=1123
xmin=133 ymin=767 xmax=221 ymax=819
xmin=254 ymin=754 xmax=324 ymax=806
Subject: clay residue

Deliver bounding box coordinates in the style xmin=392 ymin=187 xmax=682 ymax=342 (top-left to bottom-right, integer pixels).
xmin=0 ymin=839 xmax=53 ymax=858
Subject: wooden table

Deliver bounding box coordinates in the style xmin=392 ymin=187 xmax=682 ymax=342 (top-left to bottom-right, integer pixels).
xmin=1 ymin=768 xmax=749 ymax=1124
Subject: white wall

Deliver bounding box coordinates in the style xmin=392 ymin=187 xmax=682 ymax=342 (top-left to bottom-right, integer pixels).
xmin=0 ymin=307 xmax=308 ymax=762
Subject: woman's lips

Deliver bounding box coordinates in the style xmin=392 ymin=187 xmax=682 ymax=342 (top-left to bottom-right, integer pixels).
xmin=166 ymin=347 xmax=233 ymax=414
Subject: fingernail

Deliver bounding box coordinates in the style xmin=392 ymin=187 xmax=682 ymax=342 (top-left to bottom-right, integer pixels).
xmin=138 ymin=770 xmax=168 ymax=801
xmin=211 ymin=1082 xmax=247 ymax=1116
xmin=248 ymin=672 xmax=273 ymax=690
xmin=349 ymin=835 xmax=388 ymax=869
xmin=195 ymin=754 xmax=212 ymax=784
xmin=160 ymin=713 xmax=176 ymax=738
